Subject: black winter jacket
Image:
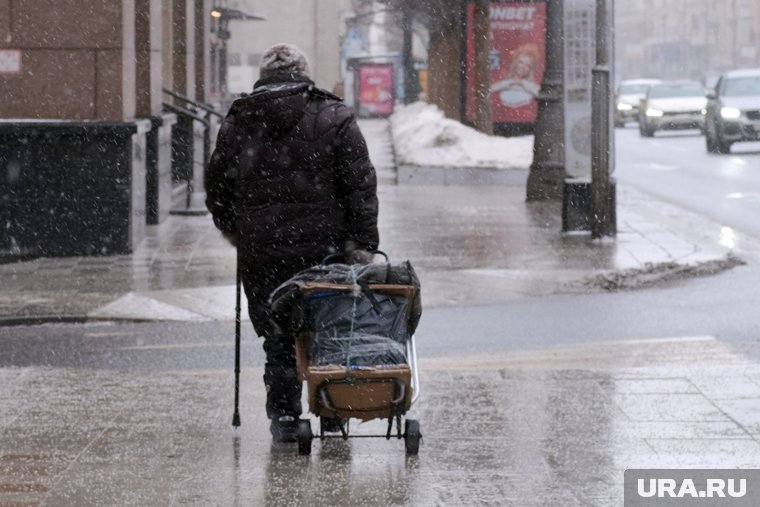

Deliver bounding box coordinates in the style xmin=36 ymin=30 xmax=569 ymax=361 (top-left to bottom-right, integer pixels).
xmin=205 ymin=75 xmax=379 ymax=262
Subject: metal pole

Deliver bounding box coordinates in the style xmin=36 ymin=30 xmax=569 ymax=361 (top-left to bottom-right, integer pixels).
xmin=402 ymin=4 xmax=415 ymax=105
xmin=590 ymin=0 xmax=616 ymax=238
xmin=219 ymin=18 xmax=229 ymax=97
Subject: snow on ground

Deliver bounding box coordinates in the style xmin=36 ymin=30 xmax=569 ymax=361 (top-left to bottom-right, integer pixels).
xmin=389 ymin=102 xmax=534 ymax=169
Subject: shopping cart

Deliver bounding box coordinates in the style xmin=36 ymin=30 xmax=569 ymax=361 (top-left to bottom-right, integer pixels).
xmin=270 ymin=255 xmax=422 ymax=455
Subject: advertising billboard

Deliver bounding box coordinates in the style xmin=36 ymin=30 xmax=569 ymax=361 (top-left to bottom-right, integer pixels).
xmin=358 ymin=64 xmax=394 ymax=117
xmin=466 ymin=2 xmax=547 ymax=124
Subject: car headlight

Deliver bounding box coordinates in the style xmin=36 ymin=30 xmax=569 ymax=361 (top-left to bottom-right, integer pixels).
xmin=617 ymin=103 xmax=633 ymax=111
xmin=701 ymin=109 xmax=707 ymax=115
xmin=646 ymin=108 xmax=663 ymax=117
xmin=720 ymin=107 xmax=741 ymax=119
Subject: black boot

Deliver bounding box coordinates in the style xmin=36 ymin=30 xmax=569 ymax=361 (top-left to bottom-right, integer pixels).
xmin=270 ymin=414 xmax=298 ymax=443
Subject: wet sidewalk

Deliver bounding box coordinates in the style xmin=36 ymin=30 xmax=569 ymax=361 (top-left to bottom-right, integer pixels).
xmin=0 ymin=119 xmax=740 ymax=324
xmin=2 ymin=329 xmax=760 ymax=506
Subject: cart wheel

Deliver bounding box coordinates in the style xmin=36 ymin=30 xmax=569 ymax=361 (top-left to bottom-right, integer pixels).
xmin=296 ymin=419 xmax=313 ymax=455
xmin=320 ymin=416 xmax=345 ymax=435
xmin=404 ymin=419 xmax=421 ymax=455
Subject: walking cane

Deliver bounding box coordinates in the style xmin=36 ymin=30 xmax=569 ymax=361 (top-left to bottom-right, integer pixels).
xmin=232 ymin=253 xmax=242 ymax=427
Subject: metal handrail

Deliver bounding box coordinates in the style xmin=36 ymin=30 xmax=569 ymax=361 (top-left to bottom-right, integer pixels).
xmin=162 ymin=102 xmax=212 ymax=211
xmin=162 ymin=102 xmax=210 ymax=128
xmin=162 ymin=88 xmax=224 ymax=119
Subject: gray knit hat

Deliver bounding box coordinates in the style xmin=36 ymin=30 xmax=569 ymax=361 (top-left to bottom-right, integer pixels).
xmin=259 ymin=43 xmax=311 ymax=79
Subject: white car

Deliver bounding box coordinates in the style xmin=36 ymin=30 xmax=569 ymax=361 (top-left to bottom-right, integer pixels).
xmin=614 ymin=79 xmax=661 ymax=127
xmin=639 ymin=81 xmax=707 ymax=137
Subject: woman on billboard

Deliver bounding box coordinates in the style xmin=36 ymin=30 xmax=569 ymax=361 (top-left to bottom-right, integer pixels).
xmin=489 ymin=43 xmax=541 ymax=109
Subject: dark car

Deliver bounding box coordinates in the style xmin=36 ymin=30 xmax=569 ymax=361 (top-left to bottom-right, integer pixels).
xmin=705 ymin=68 xmax=760 ymax=153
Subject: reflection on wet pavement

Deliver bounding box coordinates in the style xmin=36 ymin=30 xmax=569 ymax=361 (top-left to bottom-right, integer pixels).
xmin=2 ymin=337 xmax=760 ymax=506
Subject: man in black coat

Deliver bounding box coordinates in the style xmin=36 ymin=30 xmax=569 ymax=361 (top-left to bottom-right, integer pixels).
xmin=205 ymin=43 xmax=379 ymax=441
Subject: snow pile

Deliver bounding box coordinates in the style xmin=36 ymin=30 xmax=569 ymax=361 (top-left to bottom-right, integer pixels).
xmin=389 ymin=102 xmax=533 ymax=169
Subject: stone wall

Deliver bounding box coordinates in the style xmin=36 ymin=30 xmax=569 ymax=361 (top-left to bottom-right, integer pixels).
xmin=0 ymin=0 xmax=136 ymax=120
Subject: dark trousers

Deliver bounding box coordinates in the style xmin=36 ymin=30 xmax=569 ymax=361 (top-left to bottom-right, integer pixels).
xmin=239 ymin=250 xmax=330 ymax=419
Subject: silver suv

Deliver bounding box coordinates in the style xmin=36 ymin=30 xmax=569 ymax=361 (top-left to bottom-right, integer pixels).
xmin=705 ymin=68 xmax=760 ymax=153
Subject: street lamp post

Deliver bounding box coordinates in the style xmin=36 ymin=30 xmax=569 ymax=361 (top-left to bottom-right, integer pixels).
xmin=210 ymin=7 xmax=266 ymax=97
xmin=590 ymin=0 xmax=616 ymax=238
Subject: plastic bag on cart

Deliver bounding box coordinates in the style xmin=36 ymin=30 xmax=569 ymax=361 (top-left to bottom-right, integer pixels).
xmin=270 ymin=260 xmax=422 ymax=336
xmin=311 ymin=333 xmax=407 ymax=367
xmin=306 ymin=290 xmax=410 ymax=367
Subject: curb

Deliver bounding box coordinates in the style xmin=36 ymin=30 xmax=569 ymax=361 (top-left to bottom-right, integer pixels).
xmin=396 ymin=165 xmax=528 ymax=186
xmin=0 ymin=315 xmax=88 ymax=327
xmin=0 ymin=315 xmax=180 ymax=327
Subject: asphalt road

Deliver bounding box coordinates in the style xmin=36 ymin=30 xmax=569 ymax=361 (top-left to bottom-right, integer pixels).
xmin=615 ymin=125 xmax=760 ymax=239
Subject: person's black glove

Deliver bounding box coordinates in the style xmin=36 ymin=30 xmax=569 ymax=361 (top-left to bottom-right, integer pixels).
xmin=344 ymin=240 xmax=374 ymax=265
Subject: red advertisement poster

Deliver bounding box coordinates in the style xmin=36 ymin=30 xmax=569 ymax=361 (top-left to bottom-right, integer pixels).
xmin=358 ymin=64 xmax=394 ymax=117
xmin=466 ymin=2 xmax=546 ymax=124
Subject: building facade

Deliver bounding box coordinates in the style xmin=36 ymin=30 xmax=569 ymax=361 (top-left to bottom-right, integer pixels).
xmin=0 ymin=0 xmax=221 ymax=258
xmin=221 ymin=0 xmax=353 ymax=94
xmin=616 ymin=0 xmax=760 ymax=84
